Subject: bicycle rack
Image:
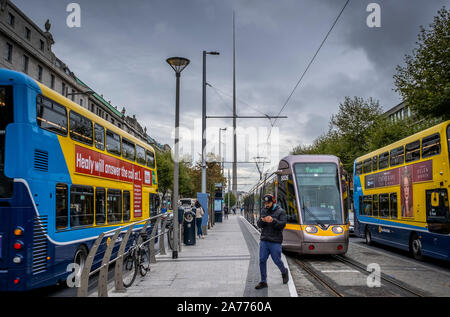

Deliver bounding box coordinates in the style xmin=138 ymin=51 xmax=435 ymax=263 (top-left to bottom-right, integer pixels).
xmin=76 ymin=213 xmax=171 ymax=297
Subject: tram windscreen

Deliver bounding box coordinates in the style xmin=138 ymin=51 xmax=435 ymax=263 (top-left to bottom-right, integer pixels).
xmin=294 ymin=163 xmax=343 ymax=225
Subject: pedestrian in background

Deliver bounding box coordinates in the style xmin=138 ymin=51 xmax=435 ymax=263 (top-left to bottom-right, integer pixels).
xmin=255 ymin=194 xmax=289 ymax=289
xmin=195 ymin=200 xmax=205 ymax=239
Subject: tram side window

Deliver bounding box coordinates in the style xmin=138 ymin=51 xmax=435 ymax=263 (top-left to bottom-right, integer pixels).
xmin=372 ymin=194 xmax=379 ymax=217
xmin=390 ymin=146 xmax=404 ymax=167
xmin=123 ymin=191 xmax=130 ymax=222
xmin=146 ymin=150 xmax=155 ymax=169
xmin=422 ymin=133 xmax=441 ymax=158
xmin=122 ymin=138 xmax=135 ymax=161
xmin=36 ymin=95 xmax=67 ymax=136
xmin=390 ymin=193 xmax=398 ymax=219
xmin=278 ymin=175 xmax=299 ymax=224
xmin=69 ymin=111 xmax=93 ymax=146
xmin=95 ymin=188 xmax=106 ymax=225
xmin=405 ymin=140 xmax=420 ymax=163
xmin=106 ymin=129 xmax=121 ymax=156
xmin=94 ymin=124 xmax=105 ymax=151
xmin=379 ymin=194 xmax=389 ymax=218
xmin=107 ymin=189 xmax=122 ymax=224
xmin=56 ymin=183 xmax=68 ymax=230
xmin=362 ymin=195 xmax=373 ymax=216
xmin=379 ymin=152 xmax=389 ymax=169
xmin=136 ymin=145 xmax=146 ymax=165
xmin=70 ymin=185 xmax=94 ymax=228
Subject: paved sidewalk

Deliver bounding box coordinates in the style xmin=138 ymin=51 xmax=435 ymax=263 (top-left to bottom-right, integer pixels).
xmin=109 ymin=215 xmax=296 ymax=297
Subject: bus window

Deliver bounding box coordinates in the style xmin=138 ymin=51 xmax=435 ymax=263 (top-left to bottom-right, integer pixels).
xmin=422 ymin=133 xmax=441 ymax=158
xmin=363 ymin=195 xmax=372 ymax=216
xmin=363 ymin=159 xmax=372 ymax=174
xmin=123 ymin=191 xmax=130 ymax=222
xmin=94 ymin=124 xmax=105 ymax=151
xmin=136 ymin=145 xmax=146 ymax=165
xmin=379 ymin=152 xmax=389 ymax=169
xmin=70 ymin=185 xmax=94 ymax=228
xmin=447 ymin=125 xmax=450 ymax=162
xmin=69 ymin=111 xmax=93 ymax=146
xmin=106 ymin=129 xmax=121 ymax=156
xmin=56 ymin=183 xmax=68 ymax=230
xmin=95 ymin=188 xmax=106 ymax=225
xmin=372 ymin=194 xmax=379 ymax=217
xmin=405 ymin=140 xmax=420 ymax=163
xmin=379 ymin=194 xmax=389 ymax=218
xmin=122 ymin=138 xmax=135 ymax=161
xmin=146 ymin=150 xmax=155 ymax=169
xmin=372 ymin=156 xmax=378 ymax=171
xmin=36 ymin=95 xmax=67 ymax=136
xmin=149 ymin=193 xmax=159 ymax=217
xmin=107 ymin=189 xmax=122 ymax=224
xmin=390 ymin=146 xmax=404 ymax=166
xmin=390 ymin=193 xmax=398 ymax=219
xmin=355 ymin=162 xmax=363 ymax=175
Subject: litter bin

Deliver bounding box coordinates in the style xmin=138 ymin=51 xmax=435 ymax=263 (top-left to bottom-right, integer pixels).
xmin=183 ymin=210 xmax=196 ymax=245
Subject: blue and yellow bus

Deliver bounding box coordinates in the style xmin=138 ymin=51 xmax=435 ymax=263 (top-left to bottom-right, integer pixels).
xmin=353 ymin=121 xmax=450 ymax=261
xmin=0 ymin=69 xmax=159 ymax=291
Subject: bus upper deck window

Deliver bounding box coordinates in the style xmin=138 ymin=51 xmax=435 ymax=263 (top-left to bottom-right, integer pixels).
xmin=405 ymin=140 xmax=420 ymax=163
xmin=422 ymin=133 xmax=441 ymax=158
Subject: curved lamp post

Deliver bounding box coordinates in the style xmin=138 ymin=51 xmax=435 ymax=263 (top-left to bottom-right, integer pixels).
xmin=166 ymin=57 xmax=190 ymax=259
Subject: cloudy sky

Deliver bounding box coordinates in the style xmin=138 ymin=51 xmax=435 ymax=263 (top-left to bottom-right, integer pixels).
xmin=13 ymin=0 xmax=447 ymax=190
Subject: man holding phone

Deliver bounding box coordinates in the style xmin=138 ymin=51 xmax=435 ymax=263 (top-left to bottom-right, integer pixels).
xmin=255 ymin=194 xmax=289 ymax=289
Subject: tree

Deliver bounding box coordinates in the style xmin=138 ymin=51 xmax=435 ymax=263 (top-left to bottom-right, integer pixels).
xmin=224 ymin=191 xmax=236 ymax=208
xmin=394 ymin=7 xmax=450 ymax=120
xmin=155 ymin=150 xmax=173 ymax=202
xmin=292 ymin=96 xmax=383 ymax=173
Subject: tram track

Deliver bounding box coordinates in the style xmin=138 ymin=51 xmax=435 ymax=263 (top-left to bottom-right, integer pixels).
xmin=331 ymin=255 xmax=427 ymax=297
xmin=293 ymin=254 xmax=428 ymax=297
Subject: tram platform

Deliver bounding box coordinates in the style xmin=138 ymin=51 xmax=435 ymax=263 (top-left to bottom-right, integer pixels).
xmin=107 ymin=214 xmax=297 ymax=297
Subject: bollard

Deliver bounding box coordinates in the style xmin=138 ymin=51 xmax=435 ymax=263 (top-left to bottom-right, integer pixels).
xmin=149 ymin=217 xmax=162 ymax=263
xmin=98 ymin=229 xmax=121 ymax=297
xmin=77 ymin=232 xmax=105 ymax=297
xmin=159 ymin=217 xmax=170 ymax=255
xmin=114 ymin=224 xmax=135 ymax=293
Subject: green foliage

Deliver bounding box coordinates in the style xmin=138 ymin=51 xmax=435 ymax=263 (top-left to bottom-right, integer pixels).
xmin=394 ymin=6 xmax=450 ymax=120
xmin=155 ymin=150 xmax=173 ymax=200
xmin=224 ymin=191 xmax=236 ymax=208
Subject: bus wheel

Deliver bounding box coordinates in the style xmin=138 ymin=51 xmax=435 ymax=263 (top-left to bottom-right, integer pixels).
xmin=73 ymin=245 xmax=88 ymax=281
xmin=410 ymin=234 xmax=423 ymax=261
xmin=365 ymin=228 xmax=372 ymax=246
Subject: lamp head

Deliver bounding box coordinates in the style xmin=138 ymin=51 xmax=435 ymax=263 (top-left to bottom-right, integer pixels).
xmin=166 ymin=57 xmax=190 ymax=74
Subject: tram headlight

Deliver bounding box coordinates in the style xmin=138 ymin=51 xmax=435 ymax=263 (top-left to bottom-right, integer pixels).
xmin=332 ymin=226 xmax=344 ymax=234
xmin=305 ymin=226 xmax=318 ymax=234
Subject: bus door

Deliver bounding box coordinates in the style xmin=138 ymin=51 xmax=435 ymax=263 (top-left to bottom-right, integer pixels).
xmin=426 ymin=189 xmax=450 ymax=234
xmin=0 ymin=86 xmax=13 ymax=271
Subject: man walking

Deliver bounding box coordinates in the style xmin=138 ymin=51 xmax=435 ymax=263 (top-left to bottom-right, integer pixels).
xmin=255 ymin=194 xmax=289 ymax=289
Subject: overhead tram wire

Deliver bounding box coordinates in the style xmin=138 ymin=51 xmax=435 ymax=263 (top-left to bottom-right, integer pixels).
xmin=267 ymin=0 xmax=351 ymax=141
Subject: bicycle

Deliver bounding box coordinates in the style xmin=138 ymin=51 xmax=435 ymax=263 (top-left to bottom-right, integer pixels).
xmin=122 ymin=231 xmax=151 ymax=288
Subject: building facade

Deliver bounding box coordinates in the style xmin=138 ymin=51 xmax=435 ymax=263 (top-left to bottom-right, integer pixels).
xmin=0 ymin=0 xmax=166 ymax=151
xmin=382 ymin=101 xmax=412 ymax=123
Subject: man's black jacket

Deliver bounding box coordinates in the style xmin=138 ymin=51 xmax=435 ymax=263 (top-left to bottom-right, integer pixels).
xmin=257 ymin=204 xmax=287 ymax=243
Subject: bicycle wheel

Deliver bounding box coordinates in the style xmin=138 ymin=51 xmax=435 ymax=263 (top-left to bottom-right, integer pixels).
xmin=139 ymin=246 xmax=151 ymax=277
xmin=122 ymin=252 xmax=138 ymax=288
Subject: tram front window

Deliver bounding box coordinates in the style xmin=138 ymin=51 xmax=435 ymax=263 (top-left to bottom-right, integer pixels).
xmin=294 ymin=163 xmax=343 ymax=225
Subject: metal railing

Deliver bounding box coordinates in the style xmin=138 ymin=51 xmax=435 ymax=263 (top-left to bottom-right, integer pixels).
xmin=77 ymin=213 xmax=173 ymax=297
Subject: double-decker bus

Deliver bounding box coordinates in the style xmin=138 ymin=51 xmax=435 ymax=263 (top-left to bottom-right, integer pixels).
xmin=0 ymin=69 xmax=159 ymax=291
xmin=243 ymin=155 xmax=349 ymax=254
xmin=353 ymin=121 xmax=450 ymax=261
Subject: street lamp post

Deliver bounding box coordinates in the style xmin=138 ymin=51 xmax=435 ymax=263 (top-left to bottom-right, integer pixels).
xmin=219 ymin=127 xmax=226 ymax=219
xmin=166 ymin=57 xmax=190 ymax=259
xmin=201 ymin=50 xmax=220 ymax=195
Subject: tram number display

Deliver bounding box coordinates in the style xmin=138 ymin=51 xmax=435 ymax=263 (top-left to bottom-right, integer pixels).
xmin=75 ymin=145 xmax=153 ymax=217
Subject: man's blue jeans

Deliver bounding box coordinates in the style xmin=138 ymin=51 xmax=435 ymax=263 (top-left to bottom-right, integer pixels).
xmin=259 ymin=240 xmax=287 ymax=283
